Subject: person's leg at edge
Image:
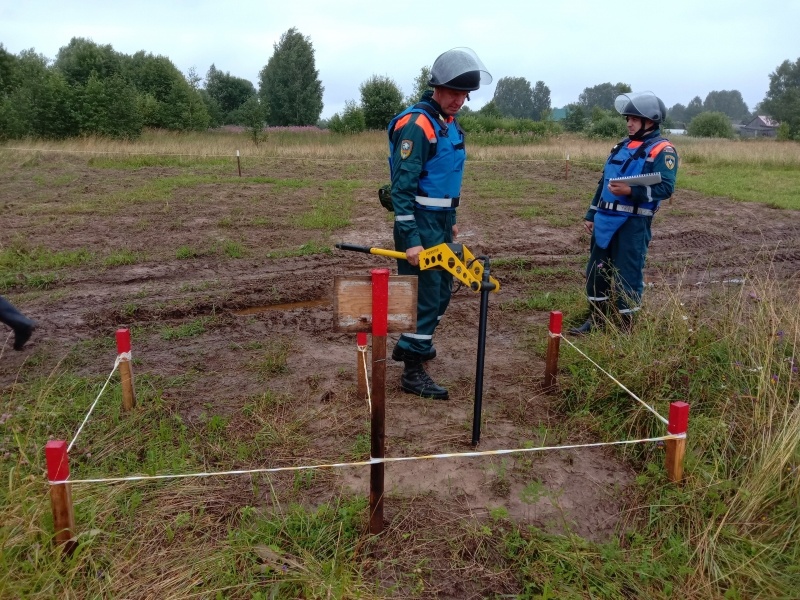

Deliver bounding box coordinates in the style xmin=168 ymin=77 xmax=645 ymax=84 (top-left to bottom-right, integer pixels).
xmin=0 ymin=295 xmax=36 ymax=351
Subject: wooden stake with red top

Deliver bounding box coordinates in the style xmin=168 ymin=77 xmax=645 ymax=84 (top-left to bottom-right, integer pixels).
xmin=369 ymin=268 xmax=388 ymax=534
xmin=665 ymin=401 xmax=689 ymax=482
xmin=544 ymin=311 xmax=563 ymax=389
xmin=45 ymin=440 xmax=76 ymax=553
xmin=116 ymin=328 xmax=136 ymax=411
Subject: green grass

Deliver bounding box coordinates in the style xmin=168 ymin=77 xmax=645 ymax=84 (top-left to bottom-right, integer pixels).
xmin=250 ymin=339 xmax=291 ymax=378
xmin=160 ymin=318 xmax=208 ymax=340
xmin=0 ymin=244 xmax=92 ymax=272
xmin=221 ymin=239 xmax=246 ymax=258
xmin=552 ymin=273 xmax=800 ymax=598
xmin=103 ymin=249 xmax=142 ymax=267
xmin=88 ymin=155 xmax=234 ymax=169
xmin=175 ymin=245 xmax=201 ymax=259
xmin=292 ymin=181 xmax=358 ymax=230
xmin=678 ymin=163 xmax=800 ymax=209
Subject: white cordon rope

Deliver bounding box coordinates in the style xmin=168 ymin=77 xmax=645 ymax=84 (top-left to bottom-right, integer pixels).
xmin=50 ymin=332 xmax=685 ymax=486
xmin=49 ymin=432 xmax=685 ymax=485
xmin=67 ymin=353 xmax=127 ymax=452
xmin=358 ymin=342 xmax=372 ymax=415
xmin=554 ymin=332 xmax=670 ymax=425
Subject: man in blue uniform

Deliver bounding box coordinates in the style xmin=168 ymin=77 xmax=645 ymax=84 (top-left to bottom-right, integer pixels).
xmin=0 ymin=295 xmax=36 ymax=350
xmin=387 ymin=48 xmax=492 ymax=399
xmin=570 ymin=92 xmax=678 ymax=335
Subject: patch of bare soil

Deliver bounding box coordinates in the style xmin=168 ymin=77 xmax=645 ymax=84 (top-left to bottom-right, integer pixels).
xmin=2 ymin=154 xmax=799 ymax=595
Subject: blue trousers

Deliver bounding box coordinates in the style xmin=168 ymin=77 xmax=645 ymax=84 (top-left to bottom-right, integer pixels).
xmin=586 ymin=216 xmax=652 ymax=313
xmin=394 ymin=209 xmax=455 ymax=359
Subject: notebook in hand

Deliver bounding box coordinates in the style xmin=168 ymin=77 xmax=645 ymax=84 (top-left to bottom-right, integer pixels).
xmin=609 ymin=173 xmax=662 ymax=186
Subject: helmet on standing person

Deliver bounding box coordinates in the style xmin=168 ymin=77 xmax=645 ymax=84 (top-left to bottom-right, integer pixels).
xmin=614 ymin=91 xmax=667 ymax=124
xmin=428 ymin=47 xmax=492 ymax=92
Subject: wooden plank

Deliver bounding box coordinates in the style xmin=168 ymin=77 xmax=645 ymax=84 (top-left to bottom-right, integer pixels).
xmin=333 ymin=275 xmax=417 ymax=333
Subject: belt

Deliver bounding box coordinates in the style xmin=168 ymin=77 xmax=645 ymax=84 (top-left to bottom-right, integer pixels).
xmin=597 ymin=200 xmax=654 ymax=216
xmin=414 ymin=195 xmax=460 ymax=209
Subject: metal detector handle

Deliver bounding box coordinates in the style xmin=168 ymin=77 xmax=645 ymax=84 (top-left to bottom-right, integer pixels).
xmin=335 ymin=243 xmax=407 ymax=261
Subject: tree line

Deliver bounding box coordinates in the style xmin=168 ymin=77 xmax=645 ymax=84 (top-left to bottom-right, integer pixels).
xmin=0 ymin=28 xmax=323 ymax=141
xmin=1 ymin=27 xmax=799 ymax=141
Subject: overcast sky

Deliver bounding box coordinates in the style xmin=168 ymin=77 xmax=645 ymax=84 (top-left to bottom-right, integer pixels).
xmin=2 ymin=0 xmax=798 ymax=119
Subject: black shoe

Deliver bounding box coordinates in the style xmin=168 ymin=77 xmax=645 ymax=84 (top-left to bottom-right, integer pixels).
xmin=401 ymin=362 xmax=448 ymax=400
xmin=391 ymin=345 xmax=436 ymax=363
xmin=13 ymin=321 xmax=36 ymax=351
xmin=568 ymin=319 xmax=595 ymax=336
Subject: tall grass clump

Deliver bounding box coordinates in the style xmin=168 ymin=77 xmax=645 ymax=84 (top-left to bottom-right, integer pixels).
xmin=558 ymin=264 xmax=800 ymax=597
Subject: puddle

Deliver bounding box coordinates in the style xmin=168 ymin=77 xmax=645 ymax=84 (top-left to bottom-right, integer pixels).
xmin=233 ymin=299 xmax=329 ymax=315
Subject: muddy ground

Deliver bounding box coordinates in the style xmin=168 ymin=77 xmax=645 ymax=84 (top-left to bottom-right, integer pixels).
xmin=2 ymin=151 xmax=799 ymax=595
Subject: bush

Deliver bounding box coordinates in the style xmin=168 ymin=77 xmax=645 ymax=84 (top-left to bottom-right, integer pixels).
xmin=457 ymin=114 xmax=561 ymax=145
xmin=329 ymin=100 xmax=365 ymax=134
xmin=687 ymin=111 xmax=734 ymax=138
xmin=359 ymin=75 xmax=404 ymax=130
xmin=588 ymin=115 xmax=626 ymax=139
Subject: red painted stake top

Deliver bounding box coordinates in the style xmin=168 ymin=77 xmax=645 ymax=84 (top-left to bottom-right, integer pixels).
xmin=667 ymin=401 xmax=690 ymax=434
xmin=357 ymin=332 xmax=368 ymax=346
xmin=116 ymin=328 xmax=131 ymax=354
xmin=371 ymin=268 xmax=390 ymax=336
xmin=45 ymin=440 xmax=70 ymax=481
xmin=549 ymin=311 xmax=563 ymax=334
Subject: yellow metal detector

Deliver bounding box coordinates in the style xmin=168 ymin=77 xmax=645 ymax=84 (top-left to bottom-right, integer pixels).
xmin=335 ymin=242 xmax=500 ymax=293
xmin=335 ymin=242 xmax=499 ymax=445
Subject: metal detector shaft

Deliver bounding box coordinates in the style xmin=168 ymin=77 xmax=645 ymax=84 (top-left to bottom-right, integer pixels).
xmin=471 ymin=259 xmax=492 ymax=446
xmin=335 ymin=243 xmax=407 ymax=261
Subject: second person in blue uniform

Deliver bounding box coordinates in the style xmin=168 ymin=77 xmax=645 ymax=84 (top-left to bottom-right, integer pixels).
xmin=387 ymin=47 xmax=492 ymax=399
xmin=570 ymin=91 xmax=678 ymax=335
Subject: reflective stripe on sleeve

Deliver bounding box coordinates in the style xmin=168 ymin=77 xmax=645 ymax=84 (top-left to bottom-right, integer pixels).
xmin=395 ymin=214 xmax=415 ymax=221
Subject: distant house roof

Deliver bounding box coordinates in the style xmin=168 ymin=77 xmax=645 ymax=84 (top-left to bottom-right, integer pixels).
xmin=744 ymin=115 xmax=780 ymax=129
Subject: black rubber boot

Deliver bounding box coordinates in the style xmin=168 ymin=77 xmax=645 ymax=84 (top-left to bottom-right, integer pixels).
xmin=568 ymin=318 xmax=596 ymax=336
xmin=401 ymin=361 xmax=449 ymax=400
xmin=567 ymin=302 xmax=606 ymax=336
xmin=0 ymin=296 xmax=37 ymax=351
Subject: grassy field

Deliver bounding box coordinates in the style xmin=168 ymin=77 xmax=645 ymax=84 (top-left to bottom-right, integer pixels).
xmin=6 ymin=129 xmax=799 ymax=210
xmin=1 ymin=130 xmax=799 ymax=599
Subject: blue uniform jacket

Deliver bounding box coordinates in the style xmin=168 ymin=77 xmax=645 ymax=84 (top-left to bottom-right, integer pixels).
xmin=585 ymin=129 xmax=678 ymax=249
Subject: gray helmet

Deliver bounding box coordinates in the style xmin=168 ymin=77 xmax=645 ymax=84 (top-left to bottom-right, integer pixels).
xmin=428 ymin=47 xmax=492 ymax=92
xmin=614 ymin=91 xmax=667 ymax=124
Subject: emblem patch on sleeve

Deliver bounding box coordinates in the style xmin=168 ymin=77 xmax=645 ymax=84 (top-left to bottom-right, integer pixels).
xmin=400 ymin=140 xmax=413 ymax=159
xmin=665 ymin=155 xmax=676 ymax=170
